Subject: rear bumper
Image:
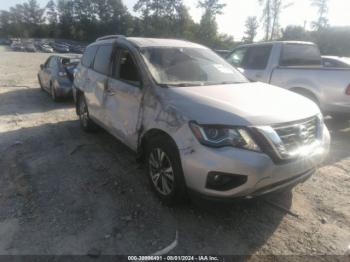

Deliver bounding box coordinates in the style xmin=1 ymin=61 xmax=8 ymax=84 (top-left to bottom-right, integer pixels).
xmin=55 ymin=80 xmax=73 ymax=97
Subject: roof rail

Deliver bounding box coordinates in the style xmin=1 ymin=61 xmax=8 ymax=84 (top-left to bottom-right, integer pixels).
xmin=96 ymin=35 xmax=125 ymax=42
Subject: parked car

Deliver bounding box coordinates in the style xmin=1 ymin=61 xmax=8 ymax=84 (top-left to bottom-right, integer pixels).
xmin=40 ymin=44 xmax=54 ymax=53
xmin=53 ymin=43 xmax=70 ymax=53
xmin=0 ymin=37 xmax=11 ymax=45
xmin=226 ymin=41 xmax=350 ymax=119
xmin=73 ymin=36 xmax=330 ymax=205
xmin=38 ymin=55 xmax=81 ymax=101
xmin=10 ymin=42 xmax=25 ymax=52
xmin=69 ymin=44 xmax=85 ymax=54
xmin=322 ymin=56 xmax=350 ymax=68
xmin=215 ymin=49 xmax=231 ymax=58
xmin=24 ymin=43 xmax=36 ymax=52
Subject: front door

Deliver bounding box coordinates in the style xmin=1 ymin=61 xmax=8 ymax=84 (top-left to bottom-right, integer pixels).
xmin=104 ymin=47 xmax=143 ymax=150
xmin=85 ymin=44 xmax=113 ymax=124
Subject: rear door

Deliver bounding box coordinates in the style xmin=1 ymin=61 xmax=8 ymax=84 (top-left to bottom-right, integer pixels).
xmin=85 ymin=44 xmax=113 ymax=124
xmin=104 ymin=46 xmax=143 ymax=150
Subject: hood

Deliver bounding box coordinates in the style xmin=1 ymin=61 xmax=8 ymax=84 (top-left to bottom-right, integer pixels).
xmin=163 ymin=82 xmax=320 ymax=126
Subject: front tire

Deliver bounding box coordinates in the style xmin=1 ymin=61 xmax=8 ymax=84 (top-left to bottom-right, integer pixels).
xmin=77 ymin=94 xmax=98 ymax=132
xmin=146 ymin=135 xmax=187 ymax=205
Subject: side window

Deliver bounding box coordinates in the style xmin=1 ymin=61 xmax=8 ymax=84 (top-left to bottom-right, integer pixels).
xmin=226 ymin=48 xmax=247 ymax=67
xmin=242 ymin=45 xmax=272 ymax=70
xmin=93 ymin=45 xmax=113 ymax=75
xmin=323 ymin=59 xmax=337 ymax=68
xmin=280 ymin=44 xmax=321 ymax=66
xmin=44 ymin=57 xmax=51 ymax=67
xmin=49 ymin=57 xmax=56 ymax=68
xmin=82 ymin=45 xmax=98 ymax=67
xmin=113 ymin=48 xmax=141 ymax=87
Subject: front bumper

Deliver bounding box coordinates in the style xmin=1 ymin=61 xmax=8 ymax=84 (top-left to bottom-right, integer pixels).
xmin=179 ymin=125 xmax=330 ymax=199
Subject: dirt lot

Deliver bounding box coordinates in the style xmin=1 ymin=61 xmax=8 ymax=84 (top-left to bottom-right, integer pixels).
xmin=0 ymin=48 xmax=349 ymax=257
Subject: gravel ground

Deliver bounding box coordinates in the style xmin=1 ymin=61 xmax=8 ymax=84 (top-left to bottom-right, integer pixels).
xmin=0 ymin=49 xmax=349 ymax=257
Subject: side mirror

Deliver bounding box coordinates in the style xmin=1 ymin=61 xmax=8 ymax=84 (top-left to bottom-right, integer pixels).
xmin=40 ymin=64 xmax=44 ymax=70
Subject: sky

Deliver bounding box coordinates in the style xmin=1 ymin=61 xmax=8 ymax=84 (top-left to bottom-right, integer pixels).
xmin=1 ymin=0 xmax=350 ymax=40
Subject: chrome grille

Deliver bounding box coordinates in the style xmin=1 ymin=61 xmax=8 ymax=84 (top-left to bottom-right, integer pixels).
xmin=274 ymin=116 xmax=319 ymax=154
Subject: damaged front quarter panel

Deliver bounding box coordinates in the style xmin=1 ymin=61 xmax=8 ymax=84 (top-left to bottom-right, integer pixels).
xmin=137 ymin=84 xmax=198 ymax=155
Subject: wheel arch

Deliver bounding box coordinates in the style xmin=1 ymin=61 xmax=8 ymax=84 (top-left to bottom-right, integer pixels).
xmin=289 ymin=87 xmax=320 ymax=106
xmin=138 ymin=128 xmax=179 ymax=161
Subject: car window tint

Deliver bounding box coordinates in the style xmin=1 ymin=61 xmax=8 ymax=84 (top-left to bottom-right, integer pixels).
xmin=44 ymin=57 xmax=51 ymax=67
xmin=243 ymin=45 xmax=272 ymax=70
xmin=93 ymin=45 xmax=113 ymax=75
xmin=280 ymin=44 xmax=321 ymax=66
xmin=49 ymin=57 xmax=56 ymax=68
xmin=82 ymin=45 xmax=98 ymax=67
xmin=114 ymin=48 xmax=141 ymax=87
xmin=226 ymin=48 xmax=247 ymax=67
xmin=323 ymin=59 xmax=337 ymax=67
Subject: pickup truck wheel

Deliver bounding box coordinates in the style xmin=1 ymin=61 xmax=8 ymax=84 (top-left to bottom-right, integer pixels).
xmin=77 ymin=95 xmax=98 ymax=132
xmin=146 ymin=135 xmax=188 ymax=205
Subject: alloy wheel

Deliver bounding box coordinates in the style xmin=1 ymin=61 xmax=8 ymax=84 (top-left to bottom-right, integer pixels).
xmin=149 ymin=148 xmax=175 ymax=196
xmin=79 ymin=98 xmax=89 ymax=127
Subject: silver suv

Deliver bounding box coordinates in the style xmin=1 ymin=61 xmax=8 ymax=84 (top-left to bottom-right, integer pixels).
xmin=73 ymin=35 xmax=330 ymax=205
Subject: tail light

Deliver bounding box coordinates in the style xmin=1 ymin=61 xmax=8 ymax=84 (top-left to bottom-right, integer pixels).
xmin=58 ymin=71 xmax=67 ymax=77
xmin=346 ymin=84 xmax=350 ymax=95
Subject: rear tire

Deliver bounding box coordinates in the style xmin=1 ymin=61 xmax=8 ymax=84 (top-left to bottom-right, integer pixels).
xmin=145 ymin=135 xmax=188 ymax=205
xmin=77 ymin=94 xmax=98 ymax=132
xmin=50 ymin=82 xmax=59 ymax=102
xmin=38 ymin=75 xmax=44 ymax=91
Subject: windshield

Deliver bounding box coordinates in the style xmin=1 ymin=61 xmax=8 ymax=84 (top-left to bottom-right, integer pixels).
xmin=140 ymin=47 xmax=248 ymax=86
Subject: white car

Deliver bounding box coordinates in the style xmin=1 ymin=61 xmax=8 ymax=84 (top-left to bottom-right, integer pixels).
xmin=322 ymin=56 xmax=350 ymax=68
xmin=73 ymin=36 xmax=330 ymax=204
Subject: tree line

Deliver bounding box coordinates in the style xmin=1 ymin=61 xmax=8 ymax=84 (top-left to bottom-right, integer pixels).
xmin=0 ymin=0 xmax=349 ymax=55
xmin=242 ymin=0 xmax=350 ymax=56
xmin=0 ymin=0 xmax=235 ymax=49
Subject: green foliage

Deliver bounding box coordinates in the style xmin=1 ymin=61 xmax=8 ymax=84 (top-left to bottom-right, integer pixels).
xmin=243 ymin=16 xmax=258 ymax=43
xmin=311 ymin=0 xmax=329 ymax=31
xmin=196 ymin=0 xmax=231 ymax=48
xmin=281 ymin=25 xmax=310 ymax=40
xmin=280 ymin=25 xmax=350 ymax=57
xmin=0 ymin=0 xmax=349 ymax=56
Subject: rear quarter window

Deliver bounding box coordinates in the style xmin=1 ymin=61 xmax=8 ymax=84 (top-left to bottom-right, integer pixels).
xmin=280 ymin=44 xmax=322 ymax=67
xmin=82 ymin=45 xmax=98 ymax=67
xmin=93 ymin=45 xmax=113 ymax=75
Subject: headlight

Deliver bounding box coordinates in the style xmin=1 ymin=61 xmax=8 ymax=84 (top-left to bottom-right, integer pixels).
xmin=189 ymin=122 xmax=261 ymax=152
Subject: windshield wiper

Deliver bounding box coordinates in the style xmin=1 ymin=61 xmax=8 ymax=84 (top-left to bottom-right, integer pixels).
xmin=163 ymin=82 xmax=205 ymax=87
xmin=206 ymin=81 xmax=246 ymax=85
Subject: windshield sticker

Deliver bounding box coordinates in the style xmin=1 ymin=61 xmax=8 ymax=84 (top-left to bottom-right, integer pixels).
xmin=213 ymin=64 xmax=233 ymax=74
